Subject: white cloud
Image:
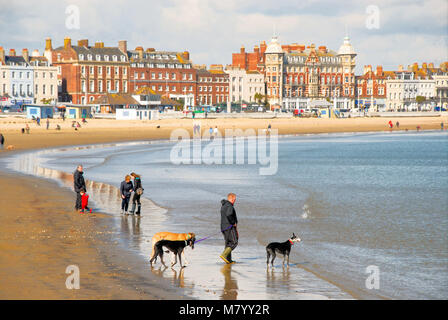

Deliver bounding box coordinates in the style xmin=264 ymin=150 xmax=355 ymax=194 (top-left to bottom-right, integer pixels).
xmin=0 ymin=0 xmax=446 ymax=73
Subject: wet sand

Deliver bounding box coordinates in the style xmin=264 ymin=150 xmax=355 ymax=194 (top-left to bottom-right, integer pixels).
xmin=0 ymin=115 xmax=446 ymax=299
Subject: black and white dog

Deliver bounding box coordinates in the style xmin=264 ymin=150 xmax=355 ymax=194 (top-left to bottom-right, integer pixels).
xmin=266 ymin=233 xmax=301 ymax=268
xmin=150 ymin=238 xmax=195 ymax=268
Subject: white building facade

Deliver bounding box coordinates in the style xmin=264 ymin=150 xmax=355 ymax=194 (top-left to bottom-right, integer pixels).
xmin=386 ymin=71 xmax=435 ymax=111
xmin=225 ymin=66 xmax=265 ymax=104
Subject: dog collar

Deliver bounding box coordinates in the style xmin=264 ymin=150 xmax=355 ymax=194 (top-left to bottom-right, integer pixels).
xmin=289 ymin=239 xmax=294 ymax=245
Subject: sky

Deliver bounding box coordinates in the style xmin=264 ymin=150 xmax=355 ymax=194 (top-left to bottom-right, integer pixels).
xmin=0 ymin=0 xmax=447 ymax=74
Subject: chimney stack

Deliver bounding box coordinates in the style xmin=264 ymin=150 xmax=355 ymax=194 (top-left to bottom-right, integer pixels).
xmin=22 ymin=48 xmax=29 ymax=62
xmin=376 ymin=65 xmax=383 ymax=76
xmin=45 ymin=37 xmax=52 ymax=51
xmin=64 ymin=37 xmax=72 ymax=49
xmin=77 ymin=39 xmax=88 ymax=47
xmin=318 ymin=46 xmax=327 ymax=54
xmin=118 ymin=40 xmax=127 ymax=54
xmin=94 ymin=41 xmax=104 ymax=48
xmin=135 ymin=46 xmax=144 ymax=59
xmin=9 ymin=49 xmax=16 ymax=56
xmin=398 ymin=64 xmax=403 ymax=72
xmin=0 ymin=47 xmax=5 ymax=62
xmin=183 ymin=51 xmax=190 ymax=61
xmin=240 ymin=45 xmax=245 ymax=54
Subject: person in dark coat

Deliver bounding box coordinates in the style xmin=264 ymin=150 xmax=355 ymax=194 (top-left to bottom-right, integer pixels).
xmin=73 ymin=165 xmax=86 ymax=211
xmin=0 ymin=133 xmax=4 ymax=150
xmin=129 ymin=172 xmax=144 ymax=216
xmin=120 ymin=175 xmax=134 ymax=214
xmin=219 ymin=193 xmax=238 ymax=264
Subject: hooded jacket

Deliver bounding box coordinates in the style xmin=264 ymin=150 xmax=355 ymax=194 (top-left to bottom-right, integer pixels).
xmin=220 ymin=199 xmax=238 ymax=231
xmin=73 ymin=170 xmax=86 ymax=193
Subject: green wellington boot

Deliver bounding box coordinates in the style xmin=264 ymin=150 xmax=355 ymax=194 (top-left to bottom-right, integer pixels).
xmin=219 ymin=247 xmax=232 ymax=264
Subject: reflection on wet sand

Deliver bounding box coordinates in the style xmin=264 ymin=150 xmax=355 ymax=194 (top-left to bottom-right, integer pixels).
xmin=220 ymin=264 xmax=238 ymax=300
xmin=150 ymin=265 xmax=188 ymax=289
xmin=266 ymin=266 xmax=291 ymax=293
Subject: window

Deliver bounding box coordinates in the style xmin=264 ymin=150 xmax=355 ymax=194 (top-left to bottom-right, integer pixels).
xmin=123 ymin=80 xmax=127 ymax=93
xmin=50 ymin=85 xmax=54 ymax=95
xmin=107 ymin=67 xmax=111 ymax=75
xmin=115 ymin=80 xmax=119 ymax=91
xmin=107 ymin=80 xmax=111 ymax=92
xmin=123 ymin=68 xmax=127 ymax=76
xmin=90 ymin=66 xmax=94 ymax=74
xmin=116 ymin=67 xmax=120 ymax=76
xmin=99 ymin=80 xmax=103 ymax=92
xmin=90 ymin=80 xmax=94 ymax=92
xmin=42 ymin=84 xmax=46 ymax=95
xmin=98 ymin=67 xmax=102 ymax=75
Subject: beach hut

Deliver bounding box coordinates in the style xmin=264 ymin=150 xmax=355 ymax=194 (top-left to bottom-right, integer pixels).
xmin=65 ymin=105 xmax=92 ymax=119
xmin=115 ymin=108 xmax=159 ymax=120
xmin=25 ymin=104 xmax=54 ymax=119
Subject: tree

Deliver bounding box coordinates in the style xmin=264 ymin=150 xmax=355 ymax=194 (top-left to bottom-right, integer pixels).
xmin=416 ymin=95 xmax=426 ymax=111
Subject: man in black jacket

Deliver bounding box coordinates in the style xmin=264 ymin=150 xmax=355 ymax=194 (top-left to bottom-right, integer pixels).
xmin=73 ymin=165 xmax=86 ymax=211
xmin=220 ymin=193 xmax=238 ymax=264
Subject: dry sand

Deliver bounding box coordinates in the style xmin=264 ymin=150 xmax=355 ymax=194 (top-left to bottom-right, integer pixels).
xmin=0 ymin=115 xmax=446 ymax=299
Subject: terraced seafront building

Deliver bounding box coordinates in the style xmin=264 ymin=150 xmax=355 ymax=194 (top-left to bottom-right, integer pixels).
xmin=45 ymin=37 xmax=130 ymax=105
xmin=232 ymin=36 xmax=357 ymax=110
xmin=0 ymin=47 xmax=57 ymax=106
xmin=127 ymin=47 xmax=197 ymax=107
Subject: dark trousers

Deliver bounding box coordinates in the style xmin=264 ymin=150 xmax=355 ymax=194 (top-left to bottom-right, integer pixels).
xmin=222 ymin=227 xmax=238 ymax=251
xmin=121 ymin=196 xmax=131 ymax=211
xmin=75 ymin=192 xmax=82 ymax=210
xmin=132 ymin=193 xmax=141 ymax=205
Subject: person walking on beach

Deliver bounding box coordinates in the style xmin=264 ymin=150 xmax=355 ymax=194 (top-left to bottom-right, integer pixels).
xmin=46 ymin=117 xmax=50 ymax=130
xmin=129 ymin=172 xmax=144 ymax=216
xmin=0 ymin=133 xmax=4 ymax=150
xmin=36 ymin=117 xmax=40 ymax=126
xmin=120 ymin=175 xmax=134 ymax=215
xmin=441 ymin=122 xmax=444 ymax=130
xmin=214 ymin=126 xmax=218 ymax=137
xmin=219 ymin=193 xmax=239 ymax=264
xmin=73 ymin=165 xmax=86 ymax=212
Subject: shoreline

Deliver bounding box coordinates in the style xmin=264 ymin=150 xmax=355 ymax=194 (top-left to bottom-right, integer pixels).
xmin=1 ymin=116 xmax=447 ymax=299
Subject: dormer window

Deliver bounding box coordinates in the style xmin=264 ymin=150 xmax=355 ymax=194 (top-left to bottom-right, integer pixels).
xmin=87 ymin=54 xmax=92 ymax=61
xmin=112 ymin=55 xmax=117 ymax=61
xmin=121 ymin=55 xmax=126 ymax=62
xmin=96 ymin=54 xmax=101 ymax=61
xmin=104 ymin=55 xmax=109 ymax=61
xmin=79 ymin=54 xmax=84 ymax=60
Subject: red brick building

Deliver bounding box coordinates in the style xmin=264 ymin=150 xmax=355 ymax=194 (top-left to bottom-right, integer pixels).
xmin=128 ymin=47 xmax=197 ymax=106
xmin=231 ymin=42 xmax=267 ymax=72
xmin=355 ymin=65 xmax=395 ymax=110
xmin=195 ymin=65 xmax=229 ymax=106
xmin=44 ymin=37 xmax=130 ymax=104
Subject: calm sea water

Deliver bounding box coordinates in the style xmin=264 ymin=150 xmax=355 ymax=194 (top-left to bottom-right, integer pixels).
xmin=7 ymin=130 xmax=448 ymax=299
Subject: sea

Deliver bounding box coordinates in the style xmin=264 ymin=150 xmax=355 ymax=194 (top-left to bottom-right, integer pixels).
xmin=5 ymin=130 xmax=448 ymax=299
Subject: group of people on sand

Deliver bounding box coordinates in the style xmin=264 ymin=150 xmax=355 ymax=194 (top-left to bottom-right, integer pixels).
xmin=72 ymin=165 xmax=240 ymax=264
xmin=73 ymin=165 xmax=144 ymax=216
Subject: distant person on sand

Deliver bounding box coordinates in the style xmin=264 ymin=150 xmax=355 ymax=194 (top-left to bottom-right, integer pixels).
xmin=73 ymin=165 xmax=86 ymax=212
xmin=120 ymin=175 xmax=134 ymax=215
xmin=441 ymin=122 xmax=444 ymax=130
xmin=268 ymin=123 xmax=272 ymax=134
xmin=25 ymin=124 xmax=30 ymax=134
xmin=396 ymin=121 xmax=400 ymax=128
xmin=388 ymin=120 xmax=393 ymax=129
xmin=219 ymin=193 xmax=239 ymax=264
xmin=214 ymin=126 xmax=218 ymax=137
xmin=129 ymin=172 xmax=144 ymax=216
xmin=46 ymin=118 xmax=50 ymax=130
xmin=36 ymin=117 xmax=40 ymax=126
xmin=0 ymin=133 xmax=4 ymax=150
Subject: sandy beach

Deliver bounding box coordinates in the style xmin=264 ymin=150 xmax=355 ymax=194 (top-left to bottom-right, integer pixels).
xmin=0 ymin=115 xmax=447 ymax=300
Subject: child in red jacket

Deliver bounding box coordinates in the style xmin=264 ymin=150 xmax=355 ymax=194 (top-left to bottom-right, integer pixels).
xmin=79 ymin=189 xmax=92 ymax=213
